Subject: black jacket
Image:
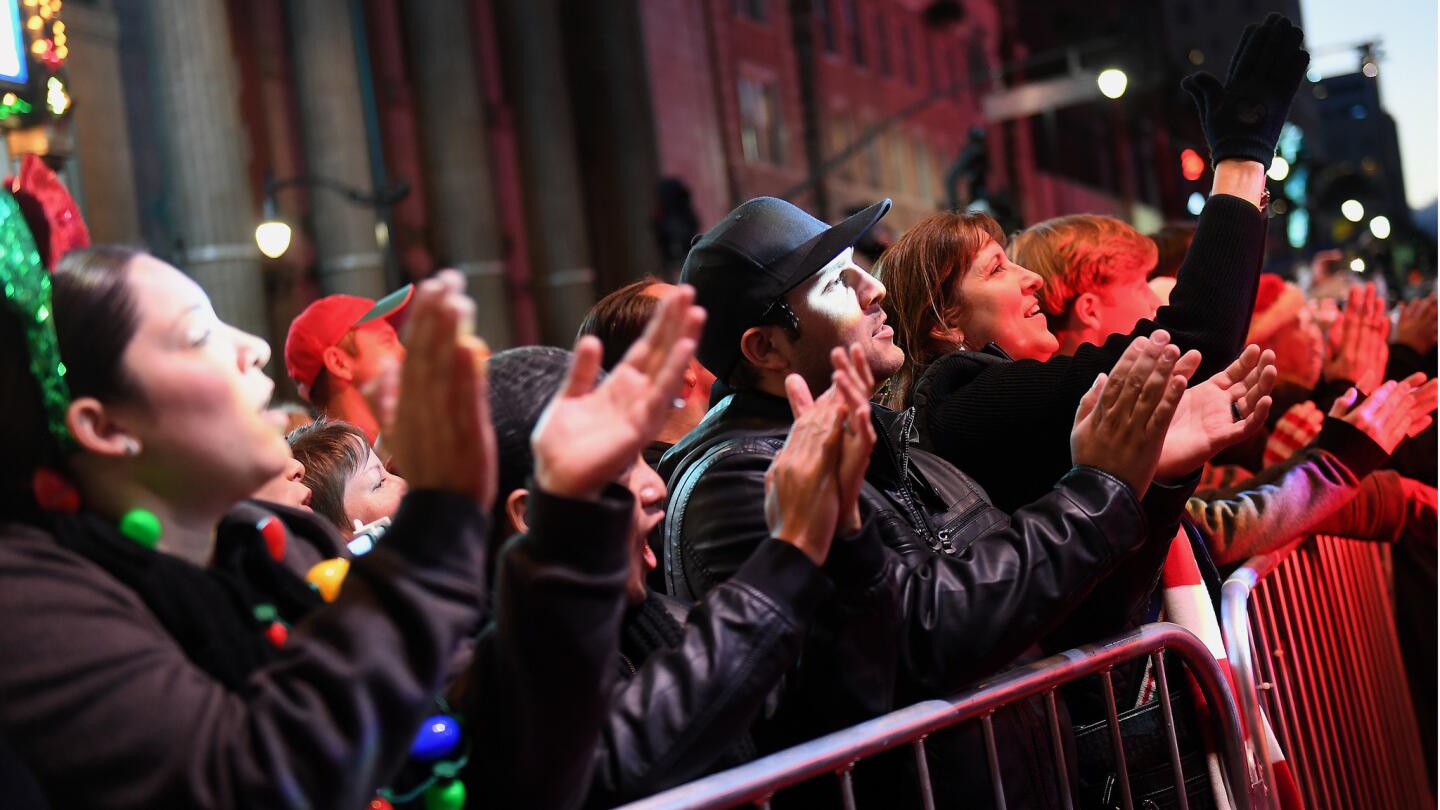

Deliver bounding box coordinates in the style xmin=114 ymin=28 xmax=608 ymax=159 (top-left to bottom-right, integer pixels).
xmin=658 ymin=388 xmax=1200 ymax=806
xmin=584 ymin=539 xmax=832 ymax=806
xmin=659 ymin=389 xmax=1188 ymax=696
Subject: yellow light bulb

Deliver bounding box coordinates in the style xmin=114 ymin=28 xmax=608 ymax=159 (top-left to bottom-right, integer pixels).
xmin=26 ymin=15 xmax=41 ymax=30
xmin=30 ymin=40 xmax=45 ymax=55
xmin=52 ymin=20 xmax=62 ymax=33
xmin=53 ymin=45 xmax=66 ymax=60
xmin=53 ymin=32 xmax=64 ymax=45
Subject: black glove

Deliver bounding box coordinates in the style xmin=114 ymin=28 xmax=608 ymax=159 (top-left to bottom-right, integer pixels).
xmin=1181 ymin=13 xmax=1310 ymax=168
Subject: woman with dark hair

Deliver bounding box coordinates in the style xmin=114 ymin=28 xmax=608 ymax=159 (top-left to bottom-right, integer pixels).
xmin=0 ymin=230 xmax=502 ymax=807
xmin=0 ymin=196 xmax=706 ymax=808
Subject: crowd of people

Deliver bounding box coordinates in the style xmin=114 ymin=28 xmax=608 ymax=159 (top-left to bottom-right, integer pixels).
xmin=0 ymin=12 xmax=1433 ymax=810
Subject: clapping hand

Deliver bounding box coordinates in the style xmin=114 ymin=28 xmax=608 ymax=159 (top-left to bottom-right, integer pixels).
xmin=766 ymin=388 xmax=847 ymax=565
xmin=1325 ymin=282 xmax=1390 ymax=395
xmin=531 ymin=285 xmax=706 ymax=500
xmin=1071 ymin=332 xmax=1193 ymax=499
xmin=785 ymin=344 xmax=880 ymax=536
xmin=1329 ymin=372 xmax=1438 ymax=455
xmin=1394 ymin=294 xmax=1438 ymax=357
xmin=385 ymin=270 xmax=498 ymax=507
xmin=1156 ymin=344 xmax=1277 ymax=479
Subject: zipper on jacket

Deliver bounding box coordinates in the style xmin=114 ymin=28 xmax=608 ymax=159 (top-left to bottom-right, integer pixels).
xmin=874 ymin=408 xmax=938 ymax=549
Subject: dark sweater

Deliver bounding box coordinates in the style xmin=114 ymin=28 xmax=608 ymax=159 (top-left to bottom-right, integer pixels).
xmin=916 ymin=194 xmax=1268 ymax=513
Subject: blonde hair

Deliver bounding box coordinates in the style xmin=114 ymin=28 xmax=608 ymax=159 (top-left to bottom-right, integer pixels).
xmin=1008 ymin=215 xmax=1157 ymax=328
xmin=873 ymin=211 xmax=1006 ymax=409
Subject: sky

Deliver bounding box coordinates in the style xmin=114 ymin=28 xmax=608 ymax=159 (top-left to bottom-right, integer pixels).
xmin=1300 ymin=0 xmax=1437 ymax=212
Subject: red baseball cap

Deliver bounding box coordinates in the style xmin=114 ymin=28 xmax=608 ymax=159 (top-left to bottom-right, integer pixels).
xmin=284 ymin=284 xmax=413 ymax=395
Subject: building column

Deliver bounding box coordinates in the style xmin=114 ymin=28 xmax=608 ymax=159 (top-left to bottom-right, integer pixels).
xmin=65 ymin=0 xmax=141 ymax=245
xmin=287 ymin=0 xmax=386 ymax=299
xmin=494 ymin=0 xmax=595 ymax=344
xmin=136 ymin=0 xmax=266 ymax=337
xmin=402 ymin=0 xmax=512 ymax=348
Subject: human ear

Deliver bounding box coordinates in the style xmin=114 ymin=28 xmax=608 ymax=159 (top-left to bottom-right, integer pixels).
xmin=504 ymin=488 xmax=529 ymax=535
xmin=66 ymin=396 xmax=141 ymax=458
xmin=739 ymin=326 xmax=791 ymax=373
xmin=927 ymin=323 xmax=965 ymax=350
xmin=321 ymin=345 xmax=355 ymax=382
xmin=1072 ymin=292 xmax=1102 ymax=332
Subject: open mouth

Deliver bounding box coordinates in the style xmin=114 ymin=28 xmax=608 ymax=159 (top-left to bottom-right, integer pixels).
xmin=1025 ymin=303 xmax=1043 ymax=319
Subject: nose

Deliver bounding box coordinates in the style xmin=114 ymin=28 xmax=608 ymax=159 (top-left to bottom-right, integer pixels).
xmin=1019 ymin=265 xmax=1044 ymax=294
xmin=638 ymin=464 xmax=667 ymax=507
xmin=234 ymin=327 xmax=272 ymax=372
xmin=855 ymin=267 xmax=887 ymax=310
xmin=287 ymin=458 xmax=305 ymax=482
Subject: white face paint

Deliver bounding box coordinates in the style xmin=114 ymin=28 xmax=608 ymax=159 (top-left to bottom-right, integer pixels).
xmin=782 ymin=247 xmax=904 ymax=393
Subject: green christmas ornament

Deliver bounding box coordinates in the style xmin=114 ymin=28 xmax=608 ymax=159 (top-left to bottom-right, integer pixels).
xmin=423 ymin=779 xmax=466 ymax=810
xmin=0 ymin=190 xmax=71 ymax=450
xmin=118 ymin=508 xmax=162 ymax=549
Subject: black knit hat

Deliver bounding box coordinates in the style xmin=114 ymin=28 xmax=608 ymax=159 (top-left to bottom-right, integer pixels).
xmin=488 ymin=346 xmax=577 ymax=503
xmin=681 ymin=196 xmax=891 ymax=379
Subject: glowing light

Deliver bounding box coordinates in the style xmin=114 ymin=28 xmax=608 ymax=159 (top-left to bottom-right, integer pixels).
xmin=45 ymin=76 xmax=67 ymax=115
xmin=1096 ymin=68 xmax=1128 ymax=99
xmin=1341 ymin=199 xmax=1364 ymax=222
xmin=1180 ymin=148 xmax=1205 ymax=181
xmin=3 ymin=93 xmax=16 ymax=106
xmin=53 ymin=44 xmax=64 ymax=59
xmin=1267 ymin=156 xmax=1290 ymax=182
xmin=1186 ymin=192 xmax=1206 ymax=216
xmin=1361 ymin=60 xmax=1379 ymax=78
xmin=1369 ymin=216 xmax=1391 ymax=240
xmin=1349 ymin=258 xmax=1366 ymax=273
xmin=25 ymin=15 xmax=40 ymax=30
xmin=29 ymin=39 xmax=43 ymax=55
xmin=255 ymin=220 xmax=293 ymax=259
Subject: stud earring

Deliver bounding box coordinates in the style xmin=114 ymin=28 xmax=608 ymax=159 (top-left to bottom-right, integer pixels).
xmin=121 ymin=437 xmax=141 ymax=456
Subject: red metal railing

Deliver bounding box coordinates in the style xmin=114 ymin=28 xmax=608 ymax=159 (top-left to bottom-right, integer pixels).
xmin=616 ymin=622 xmax=1249 ymax=810
xmin=1221 ymin=534 xmax=1433 ymax=809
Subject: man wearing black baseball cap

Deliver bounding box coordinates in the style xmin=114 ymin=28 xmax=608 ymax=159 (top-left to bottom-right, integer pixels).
xmin=657 ymin=196 xmax=1194 ymax=805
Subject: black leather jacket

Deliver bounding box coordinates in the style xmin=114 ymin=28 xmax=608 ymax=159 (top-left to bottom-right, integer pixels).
xmin=659 ymin=388 xmax=1183 ymax=695
xmin=659 ymin=388 xmax=1195 ymax=808
xmin=584 ymin=539 xmax=833 ymax=806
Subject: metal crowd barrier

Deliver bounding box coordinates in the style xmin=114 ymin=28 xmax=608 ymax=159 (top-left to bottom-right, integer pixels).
xmin=617 ymin=622 xmax=1250 ymax=810
xmin=1221 ymin=534 xmax=1433 ymax=809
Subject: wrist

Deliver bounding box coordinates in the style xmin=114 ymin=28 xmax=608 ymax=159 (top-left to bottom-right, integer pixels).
xmin=1211 ymin=160 xmax=1268 ymax=209
xmin=534 ymin=465 xmax=602 ymax=502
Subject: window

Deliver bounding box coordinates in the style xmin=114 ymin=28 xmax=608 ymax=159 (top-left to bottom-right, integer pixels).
xmin=815 ymin=0 xmax=837 ymax=53
xmin=738 ymin=78 xmax=785 ymax=164
xmin=733 ymin=0 xmax=765 ymax=22
xmin=875 ymin=13 xmax=890 ymax=77
xmin=844 ymin=0 xmax=865 ymax=68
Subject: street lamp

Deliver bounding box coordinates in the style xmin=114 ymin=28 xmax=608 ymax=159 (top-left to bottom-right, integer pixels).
xmin=1369 ymin=215 xmax=1391 ymax=239
xmin=255 ymin=174 xmax=410 ymax=260
xmin=1096 ymin=68 xmax=1128 ymax=99
xmin=1341 ymin=199 xmax=1365 ymax=222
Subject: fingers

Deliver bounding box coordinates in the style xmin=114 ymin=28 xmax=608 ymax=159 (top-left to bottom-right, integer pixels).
xmin=1409 ymin=376 xmax=1439 ymax=416
xmin=1074 ymin=372 xmax=1106 ymax=428
xmin=1099 ymin=336 xmax=1149 ymax=413
xmin=1110 ymin=339 xmax=1178 ymax=425
xmin=1172 ymin=349 xmax=1203 ymax=385
xmin=1145 ymin=373 xmax=1189 ymax=437
xmin=1329 ymin=387 xmax=1359 ymax=418
xmin=785 ymin=373 xmax=815 ymax=417
xmin=563 ymin=335 xmax=604 ymax=398
xmin=1210 ymin=344 xmax=1260 ymax=388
